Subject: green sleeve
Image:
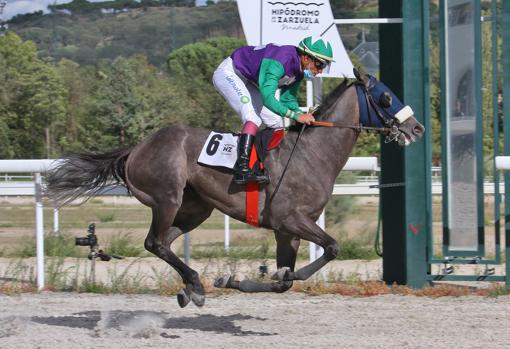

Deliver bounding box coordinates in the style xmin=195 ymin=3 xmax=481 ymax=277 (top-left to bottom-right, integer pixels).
xmin=258 ymin=58 xmax=299 ymax=120
xmin=280 ymin=81 xmax=302 ymax=113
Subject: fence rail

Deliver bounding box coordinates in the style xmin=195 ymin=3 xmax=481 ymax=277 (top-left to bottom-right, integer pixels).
xmin=2 ymin=180 xmax=504 ymax=197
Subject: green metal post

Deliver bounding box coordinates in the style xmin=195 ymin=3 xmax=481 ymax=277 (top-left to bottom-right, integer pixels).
xmin=380 ymin=1 xmax=431 ymax=287
xmin=503 ymin=1 xmax=510 ymax=286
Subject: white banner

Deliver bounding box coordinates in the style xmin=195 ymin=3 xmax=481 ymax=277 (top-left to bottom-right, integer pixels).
xmin=237 ymin=0 xmax=354 ymax=78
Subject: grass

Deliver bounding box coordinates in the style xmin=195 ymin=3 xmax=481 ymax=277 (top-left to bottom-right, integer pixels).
xmin=0 ymin=199 xmax=505 ymax=296
xmin=190 ymin=244 xmax=273 ymax=260
xmin=106 ymin=233 xmax=145 ymax=257
xmin=96 ymin=212 xmax=115 ymax=223
xmin=486 ymin=284 xmax=510 ymax=297
xmin=0 ymin=202 xmax=152 ymax=229
xmin=3 ymin=231 xmax=146 ymax=259
xmin=45 ymin=257 xmax=77 ymax=291
xmin=336 ymin=240 xmax=380 ymax=260
xmin=89 ymin=198 xmax=104 ymax=204
xmin=188 ymin=236 xmax=380 ymax=261
xmin=1 ymin=256 xmax=509 ymax=298
xmin=8 ymin=233 xmax=84 ymax=258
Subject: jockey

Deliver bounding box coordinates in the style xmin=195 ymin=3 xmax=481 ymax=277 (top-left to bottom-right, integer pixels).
xmin=213 ymin=36 xmax=334 ymax=185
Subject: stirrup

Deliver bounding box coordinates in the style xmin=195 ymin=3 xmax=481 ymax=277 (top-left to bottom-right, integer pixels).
xmin=233 ymin=170 xmax=269 ymax=185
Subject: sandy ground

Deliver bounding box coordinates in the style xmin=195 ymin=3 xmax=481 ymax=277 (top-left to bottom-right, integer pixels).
xmin=0 ymin=292 xmax=509 ymax=349
xmin=1 ymin=197 xmax=509 ymax=348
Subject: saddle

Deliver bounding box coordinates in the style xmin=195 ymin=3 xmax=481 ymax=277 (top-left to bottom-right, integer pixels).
xmin=248 ymin=128 xmax=285 ymax=178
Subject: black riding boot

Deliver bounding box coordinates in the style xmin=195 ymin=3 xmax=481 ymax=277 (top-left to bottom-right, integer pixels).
xmin=234 ymin=134 xmax=269 ymax=185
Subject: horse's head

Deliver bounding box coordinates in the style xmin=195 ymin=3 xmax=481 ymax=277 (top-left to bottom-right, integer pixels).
xmin=353 ymin=69 xmax=425 ymax=146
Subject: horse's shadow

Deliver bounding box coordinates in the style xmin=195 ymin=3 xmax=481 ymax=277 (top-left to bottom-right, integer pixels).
xmin=31 ymin=310 xmax=276 ymax=337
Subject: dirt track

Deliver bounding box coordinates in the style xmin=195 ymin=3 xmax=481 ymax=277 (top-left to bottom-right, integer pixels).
xmin=1 ymin=292 xmax=509 ymax=349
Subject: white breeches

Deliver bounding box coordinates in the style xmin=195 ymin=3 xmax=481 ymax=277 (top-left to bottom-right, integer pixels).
xmin=212 ymin=57 xmax=285 ymax=128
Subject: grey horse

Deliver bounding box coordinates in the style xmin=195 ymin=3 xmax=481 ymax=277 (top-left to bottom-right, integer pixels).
xmin=45 ymin=72 xmax=424 ymax=308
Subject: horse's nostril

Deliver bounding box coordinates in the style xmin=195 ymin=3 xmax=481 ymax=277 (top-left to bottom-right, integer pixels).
xmin=413 ymin=126 xmax=423 ymax=135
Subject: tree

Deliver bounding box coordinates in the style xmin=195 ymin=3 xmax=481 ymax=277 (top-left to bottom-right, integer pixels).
xmin=166 ymin=36 xmax=245 ymax=131
xmin=92 ymin=57 xmax=138 ymax=147
xmin=0 ymin=32 xmax=66 ymax=158
xmin=124 ymin=54 xmax=180 ymax=141
xmin=53 ymin=59 xmax=97 ymax=153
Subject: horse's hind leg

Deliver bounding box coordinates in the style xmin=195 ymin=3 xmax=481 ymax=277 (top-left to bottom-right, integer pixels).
xmin=214 ymin=230 xmax=300 ymax=293
xmin=145 ymin=188 xmax=213 ymax=308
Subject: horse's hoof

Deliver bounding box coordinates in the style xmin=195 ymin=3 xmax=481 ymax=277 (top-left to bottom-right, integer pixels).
xmin=190 ymin=291 xmax=205 ymax=307
xmin=177 ymin=288 xmax=191 ymax=308
xmin=214 ymin=275 xmax=231 ymax=288
xmin=271 ymin=267 xmax=291 ymax=281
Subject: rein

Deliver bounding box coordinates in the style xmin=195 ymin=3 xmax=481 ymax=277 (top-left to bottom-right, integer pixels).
xmin=310 ymin=120 xmax=391 ymax=133
xmin=269 ymin=123 xmax=306 ymax=203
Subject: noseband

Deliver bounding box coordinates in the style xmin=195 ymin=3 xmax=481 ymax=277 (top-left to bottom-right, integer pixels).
xmin=353 ymin=78 xmax=410 ymax=146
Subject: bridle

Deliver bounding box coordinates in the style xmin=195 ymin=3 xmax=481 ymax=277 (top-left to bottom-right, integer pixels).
xmin=270 ymin=74 xmax=410 ymax=200
xmin=310 ymin=75 xmax=410 ymax=146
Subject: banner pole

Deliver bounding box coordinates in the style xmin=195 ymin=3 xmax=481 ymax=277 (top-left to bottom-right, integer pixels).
xmin=259 ymin=0 xmax=263 ymax=45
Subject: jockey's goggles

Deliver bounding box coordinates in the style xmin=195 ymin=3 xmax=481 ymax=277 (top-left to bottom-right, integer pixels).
xmin=312 ymin=57 xmax=331 ymax=74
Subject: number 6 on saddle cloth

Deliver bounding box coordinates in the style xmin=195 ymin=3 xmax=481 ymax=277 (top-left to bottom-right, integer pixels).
xmin=197 ymin=128 xmax=285 ymax=177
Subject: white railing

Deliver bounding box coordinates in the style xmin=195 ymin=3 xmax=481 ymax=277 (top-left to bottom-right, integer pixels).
xmin=496 ymin=156 xmax=510 ymax=170
xmin=0 ymin=160 xmax=61 ymax=291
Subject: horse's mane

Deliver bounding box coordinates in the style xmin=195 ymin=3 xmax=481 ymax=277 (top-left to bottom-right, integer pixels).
xmin=313 ymin=79 xmax=353 ymax=120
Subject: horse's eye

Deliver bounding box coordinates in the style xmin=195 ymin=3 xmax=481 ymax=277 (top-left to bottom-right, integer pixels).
xmin=379 ymin=92 xmax=392 ymax=108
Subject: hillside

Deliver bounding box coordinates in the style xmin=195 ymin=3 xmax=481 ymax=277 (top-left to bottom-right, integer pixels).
xmin=8 ymin=2 xmax=243 ymax=66
xmin=6 ymin=0 xmax=380 ymax=67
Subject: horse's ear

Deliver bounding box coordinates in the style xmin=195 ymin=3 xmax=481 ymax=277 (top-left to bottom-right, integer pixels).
xmin=353 ymin=67 xmax=369 ymax=87
xmin=353 ymin=68 xmax=362 ymax=81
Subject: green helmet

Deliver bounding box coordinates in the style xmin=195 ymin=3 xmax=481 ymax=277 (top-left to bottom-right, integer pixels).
xmin=297 ymin=36 xmax=334 ymax=62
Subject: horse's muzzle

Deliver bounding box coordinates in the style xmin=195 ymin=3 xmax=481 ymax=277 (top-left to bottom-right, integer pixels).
xmin=398 ymin=117 xmax=425 ymax=146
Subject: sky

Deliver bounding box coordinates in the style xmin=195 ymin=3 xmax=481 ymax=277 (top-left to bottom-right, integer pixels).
xmin=0 ymin=0 xmax=210 ymax=20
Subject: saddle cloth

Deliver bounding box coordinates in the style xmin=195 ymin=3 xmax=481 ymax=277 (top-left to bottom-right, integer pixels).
xmin=197 ymin=129 xmax=285 ymax=170
xmin=198 ymin=129 xmax=285 ymax=228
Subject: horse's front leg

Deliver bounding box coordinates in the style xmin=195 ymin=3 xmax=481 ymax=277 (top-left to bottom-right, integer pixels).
xmin=214 ymin=230 xmax=300 ymax=293
xmin=271 ymin=214 xmax=338 ymax=282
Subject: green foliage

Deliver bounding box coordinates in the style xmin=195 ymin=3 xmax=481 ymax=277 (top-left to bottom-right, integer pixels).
xmin=93 ymin=57 xmax=139 ymax=146
xmin=96 ymin=211 xmax=115 ymax=222
xmin=10 ymin=2 xmax=241 ymax=66
xmin=330 ymin=0 xmax=377 ymax=19
xmin=487 ymin=285 xmax=510 ymax=297
xmin=45 ymin=234 xmax=82 ymax=257
xmin=0 ymin=32 xmax=67 ymax=158
xmin=10 ymin=233 xmax=81 ymax=258
xmin=326 ymin=172 xmax=357 ymax=225
xmin=49 ymin=0 xmax=195 ymax=15
xmin=79 ymin=280 xmax=111 ymax=293
xmin=336 ymin=240 xmax=379 ymax=260
xmin=167 ymin=36 xmax=245 ymax=130
xmin=106 ymin=233 xmax=145 ymax=257
xmin=45 ymin=257 xmax=76 ymax=290
xmin=5 ymin=0 xmax=502 ymax=164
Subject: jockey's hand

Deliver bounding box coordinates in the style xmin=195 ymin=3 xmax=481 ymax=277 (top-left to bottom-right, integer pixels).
xmin=297 ymin=113 xmax=315 ymax=125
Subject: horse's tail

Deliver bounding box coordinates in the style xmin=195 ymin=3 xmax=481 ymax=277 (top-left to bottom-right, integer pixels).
xmin=45 ymin=147 xmax=132 ymax=206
